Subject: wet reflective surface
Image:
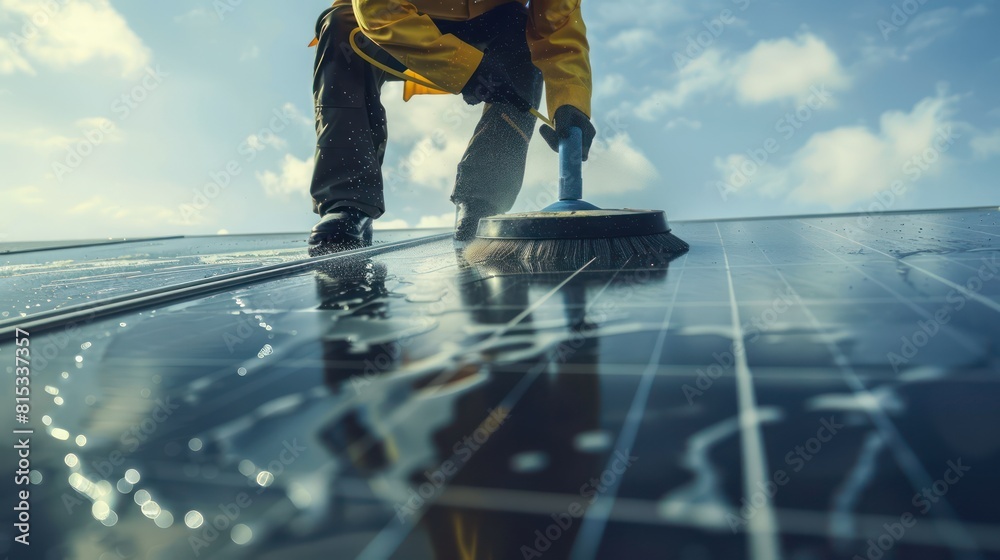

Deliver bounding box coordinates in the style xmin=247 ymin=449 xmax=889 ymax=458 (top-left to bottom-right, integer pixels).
xmin=0 ymin=231 xmax=430 ymax=319
xmin=1 ymin=208 xmax=999 ymax=560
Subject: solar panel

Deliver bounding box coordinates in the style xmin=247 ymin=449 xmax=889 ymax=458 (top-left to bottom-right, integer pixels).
xmin=1 ymin=207 xmax=997 ymax=559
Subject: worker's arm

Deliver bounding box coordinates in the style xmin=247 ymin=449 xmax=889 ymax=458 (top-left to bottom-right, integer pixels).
xmin=526 ymin=0 xmax=593 ymax=119
xmin=352 ymin=0 xmax=484 ymax=94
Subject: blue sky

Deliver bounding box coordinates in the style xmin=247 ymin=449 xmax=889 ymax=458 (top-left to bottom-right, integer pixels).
xmin=1 ymin=0 xmax=998 ymax=241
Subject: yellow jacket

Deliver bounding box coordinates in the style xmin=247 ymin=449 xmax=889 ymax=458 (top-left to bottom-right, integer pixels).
xmin=333 ymin=0 xmax=592 ymax=118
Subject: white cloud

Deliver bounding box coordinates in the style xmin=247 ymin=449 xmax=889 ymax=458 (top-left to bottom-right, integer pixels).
xmin=869 ymin=6 xmax=986 ymax=63
xmin=520 ymin=129 xmax=659 ymax=205
xmin=372 ymin=211 xmax=458 ymax=230
xmin=666 ymin=117 xmax=702 ymax=130
xmin=374 ymin=218 xmax=410 ymax=230
xmin=595 ymin=74 xmax=627 ymax=98
xmin=76 ymin=117 xmax=123 ymax=141
xmin=963 ymin=4 xmax=989 ymax=17
xmin=905 ymin=8 xmax=959 ymax=36
xmin=734 ymin=34 xmax=850 ymax=104
xmin=971 ymin=130 xmax=1000 ymax=159
xmin=62 ymin=195 xmax=184 ymax=224
xmin=899 ymin=8 xmax=961 ymax=54
xmin=0 ymin=127 xmax=74 ymax=151
xmin=415 ymin=212 xmax=454 ymax=228
xmin=240 ymin=45 xmax=260 ymax=61
xmin=2 ymin=185 xmax=45 ymax=206
xmin=245 ymin=132 xmax=287 ymax=152
xmin=174 ymin=7 xmax=210 ymax=23
xmin=0 ymin=0 xmax=151 ymax=77
xmin=0 ymin=116 xmax=121 ymax=151
xmin=609 ymin=29 xmax=660 ymax=55
xmin=280 ymin=102 xmax=314 ymax=128
xmin=589 ymin=0 xmax=690 ymax=29
xmin=636 ymin=33 xmax=849 ymax=121
xmin=714 ymin=93 xmax=960 ymax=208
xmin=67 ymin=195 xmax=106 ymax=215
xmin=380 ymin=88 xmax=482 ymax=194
xmin=635 ymin=49 xmax=729 ymax=120
xmin=257 ymin=154 xmax=314 ymax=198
xmin=585 ymin=134 xmax=660 ymax=194
xmin=401 ymin=133 xmax=471 ymax=192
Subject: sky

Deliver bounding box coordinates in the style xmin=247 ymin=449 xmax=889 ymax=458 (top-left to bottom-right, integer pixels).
xmin=1 ymin=0 xmax=998 ymax=242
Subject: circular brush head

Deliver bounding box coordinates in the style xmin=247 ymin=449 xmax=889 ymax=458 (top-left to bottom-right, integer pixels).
xmin=465 ymin=209 xmax=689 ymax=272
xmin=474 ymin=209 xmax=669 ymax=240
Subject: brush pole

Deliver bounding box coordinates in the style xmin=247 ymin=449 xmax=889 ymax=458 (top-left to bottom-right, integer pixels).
xmin=558 ymin=127 xmax=584 ymax=201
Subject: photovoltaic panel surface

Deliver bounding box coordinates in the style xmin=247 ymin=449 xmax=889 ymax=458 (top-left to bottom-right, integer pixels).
xmin=0 ymin=208 xmax=997 ymax=560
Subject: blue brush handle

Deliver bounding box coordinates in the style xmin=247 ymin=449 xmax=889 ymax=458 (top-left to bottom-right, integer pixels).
xmin=558 ymin=127 xmax=584 ymax=201
xmin=542 ymin=126 xmax=599 ymax=212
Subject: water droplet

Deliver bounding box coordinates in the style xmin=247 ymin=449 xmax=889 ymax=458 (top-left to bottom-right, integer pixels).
xmin=141 ymin=500 xmax=161 ymax=518
xmin=256 ymin=471 xmax=274 ymax=487
xmin=134 ymin=489 xmax=151 ymax=505
xmin=185 ymin=510 xmax=204 ymax=528
xmin=231 ymin=524 xmax=253 ymax=545
xmin=154 ymin=509 xmax=174 ymax=528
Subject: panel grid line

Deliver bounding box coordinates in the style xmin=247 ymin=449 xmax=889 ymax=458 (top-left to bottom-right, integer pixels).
xmin=715 ymin=223 xmax=783 ymax=560
xmin=772 ymin=222 xmax=981 ymax=354
xmin=755 ymin=225 xmax=983 ymax=558
xmin=569 ymin=253 xmax=690 ymax=560
xmin=800 ymin=220 xmax=1000 ymax=314
xmin=357 ymin=258 xmax=634 ymax=560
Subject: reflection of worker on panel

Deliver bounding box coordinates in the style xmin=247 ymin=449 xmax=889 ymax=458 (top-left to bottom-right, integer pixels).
xmin=314 ymin=259 xmax=608 ymax=557
xmin=411 ymin=273 xmax=603 ymax=558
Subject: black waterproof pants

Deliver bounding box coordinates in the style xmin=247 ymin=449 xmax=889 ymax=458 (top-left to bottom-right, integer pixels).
xmin=310 ymin=3 xmax=543 ymax=219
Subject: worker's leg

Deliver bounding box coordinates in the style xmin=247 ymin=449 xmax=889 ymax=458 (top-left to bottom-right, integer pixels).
xmin=443 ymin=5 xmax=544 ymax=219
xmin=310 ymin=6 xmax=398 ymax=220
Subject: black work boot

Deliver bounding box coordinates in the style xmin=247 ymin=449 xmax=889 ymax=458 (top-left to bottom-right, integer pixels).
xmin=309 ymin=207 xmax=374 ymax=251
xmin=454 ymin=201 xmax=499 ymax=242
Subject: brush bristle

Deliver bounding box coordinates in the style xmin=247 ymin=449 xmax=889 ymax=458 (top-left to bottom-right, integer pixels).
xmin=465 ymin=232 xmax=689 ymax=273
